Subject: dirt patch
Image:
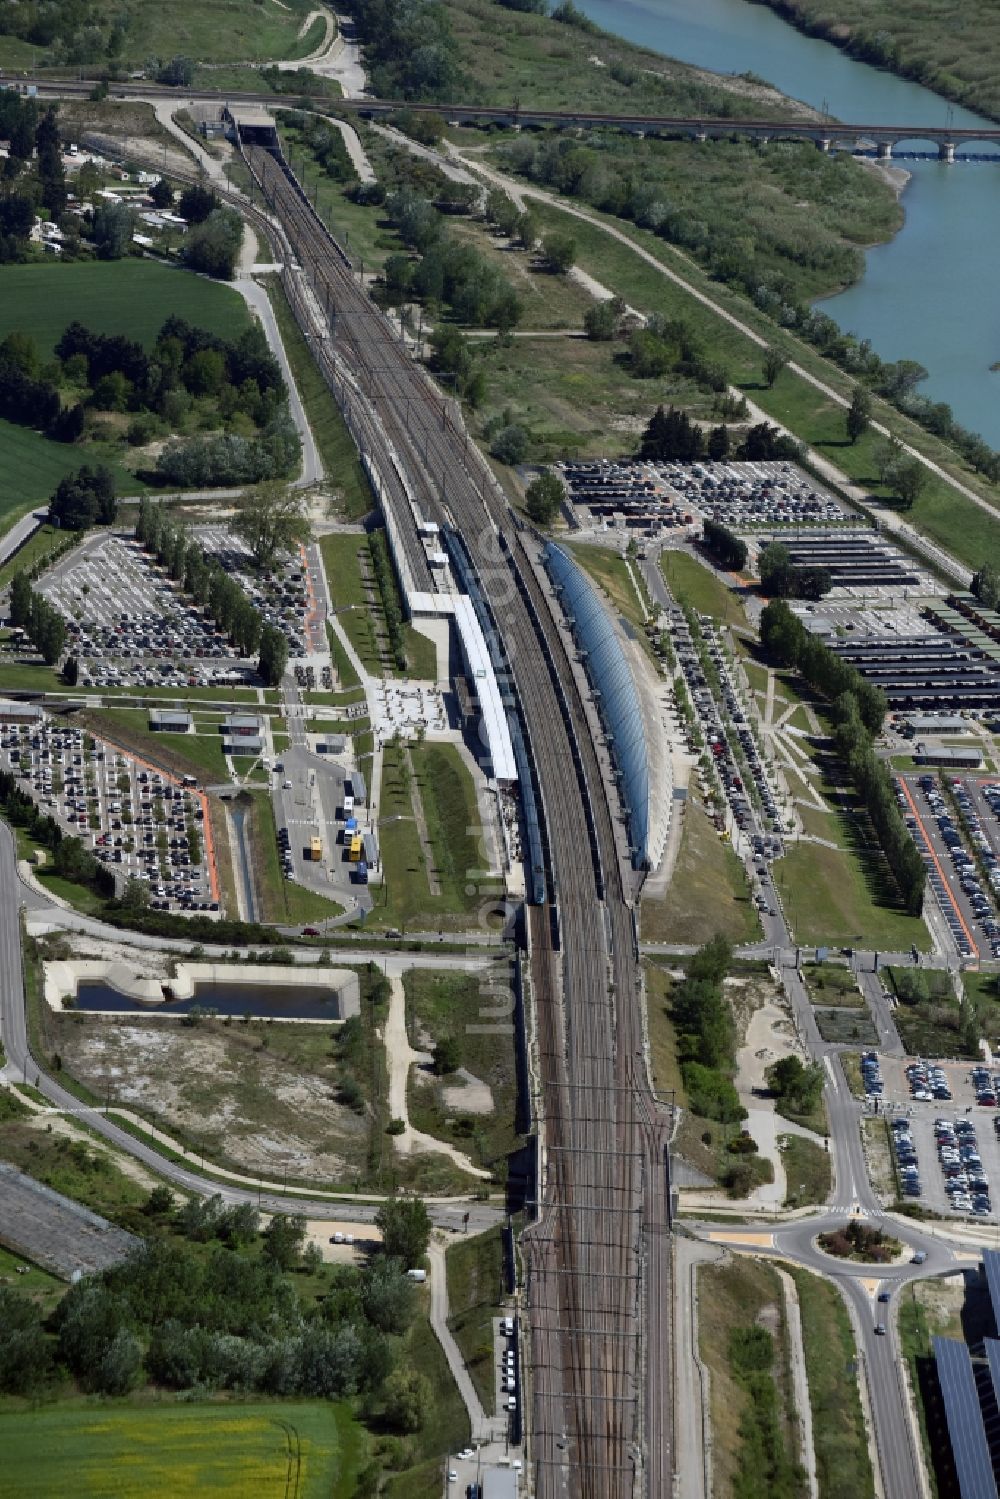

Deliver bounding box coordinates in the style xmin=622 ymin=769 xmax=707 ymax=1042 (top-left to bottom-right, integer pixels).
xmin=50 ymin=1018 xmax=368 ymax=1182
xmin=735 ymin=993 xmax=806 ymax=1096
xmin=440 ymin=1067 xmax=494 ymax=1116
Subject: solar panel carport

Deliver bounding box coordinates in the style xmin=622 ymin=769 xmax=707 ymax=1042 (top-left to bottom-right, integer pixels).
xmin=932 ymin=1336 xmax=999 ymax=1499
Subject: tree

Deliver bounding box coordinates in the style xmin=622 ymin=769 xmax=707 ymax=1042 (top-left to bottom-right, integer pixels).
xmin=383 ymin=1365 xmax=430 ymax=1433
xmin=150 ymin=177 xmax=174 ymax=209
xmin=524 ymin=470 xmax=565 ymax=526
xmin=972 ymin=559 xmax=1000 ymax=611
xmin=360 ymin=1259 xmax=417 ymax=1335
xmin=144 ymin=1185 xmax=175 ymax=1217
xmin=0 ymin=1289 xmax=52 ymax=1394
xmin=233 ymin=482 xmax=309 ymax=572
xmin=706 ymin=424 xmax=730 ymax=460
xmin=181 ymin=207 xmax=242 ymax=280
xmin=766 ymin=1055 xmax=824 ymax=1114
xmin=758 ymin=541 xmax=793 ymax=596
xmin=540 ymin=232 xmax=576 ymax=274
xmin=583 ymin=298 xmax=623 ymax=341
xmin=432 ymin=1036 xmax=461 ymax=1075
xmin=258 ymin=624 xmax=290 ymax=686
xmin=893 ymin=457 xmax=927 ymax=510
xmin=9 ymin=571 xmax=31 ymax=630
xmin=489 ymin=424 xmax=528 ymax=465
xmin=262 ymin=1213 xmax=307 ymax=1270
xmin=762 ymin=346 xmax=787 ymax=388
xmin=91 ymin=200 xmax=134 ymax=260
xmin=846 ymin=383 xmax=872 ymax=444
xmin=375 ymin=1197 xmax=431 ymax=1267
xmin=158 ymin=55 xmax=195 ymax=87
xmin=179 ymin=182 xmax=218 ymax=225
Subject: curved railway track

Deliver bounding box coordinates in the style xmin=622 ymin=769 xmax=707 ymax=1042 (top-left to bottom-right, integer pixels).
xmin=244 ymin=142 xmax=673 ymax=1497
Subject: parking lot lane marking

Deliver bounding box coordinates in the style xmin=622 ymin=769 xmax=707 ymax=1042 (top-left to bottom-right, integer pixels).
xmin=897 ymin=776 xmax=979 ymax=957
xmin=704 ymin=1231 xmax=775 ymax=1248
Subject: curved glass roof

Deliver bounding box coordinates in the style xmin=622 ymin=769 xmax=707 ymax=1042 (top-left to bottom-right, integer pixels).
xmin=545 ymin=543 xmax=649 ymax=867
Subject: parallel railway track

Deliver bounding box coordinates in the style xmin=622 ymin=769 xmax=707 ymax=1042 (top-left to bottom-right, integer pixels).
xmin=244 ymin=142 xmax=673 ymax=1497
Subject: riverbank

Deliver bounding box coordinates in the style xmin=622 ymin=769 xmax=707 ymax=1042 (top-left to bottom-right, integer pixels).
xmin=751 ymin=0 xmax=1000 ymax=125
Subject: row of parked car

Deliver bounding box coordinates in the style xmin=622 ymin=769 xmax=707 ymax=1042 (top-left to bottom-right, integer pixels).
xmin=861 ymin=1051 xmax=883 ymax=1097
xmin=935 ymin=1117 xmax=991 ymax=1217
xmin=902 ymin=777 xmax=975 ymax=959
xmin=891 ymin=1117 xmax=922 ymax=1199
xmin=970 ymin=1064 xmax=1000 ymax=1109
xmin=950 ymin=779 xmax=1000 ymax=956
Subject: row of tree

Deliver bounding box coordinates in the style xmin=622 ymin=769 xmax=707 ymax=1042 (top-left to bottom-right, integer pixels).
xmin=702 ymin=517 xmax=748 ymax=572
xmin=758 ymin=541 xmax=831 ymax=602
xmin=760 ymin=599 xmax=924 ymax=913
xmin=369 ymin=530 xmax=407 ymax=671
xmin=0 ymin=333 xmax=84 ymax=443
xmin=9 ymin=576 xmax=67 ymax=666
xmin=48 ymin=463 xmax=118 ymax=532
xmin=0 ymin=770 xmax=114 ymax=896
xmin=671 ymin=935 xmax=745 ymax=1124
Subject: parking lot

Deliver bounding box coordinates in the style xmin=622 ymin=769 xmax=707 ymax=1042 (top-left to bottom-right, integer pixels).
xmin=897 ymin=773 xmax=999 ymax=960
xmin=871 ymin=1054 xmax=1000 ymax=1220
xmin=37 ymin=533 xmax=258 ymax=690
xmin=192 ymin=525 xmax=311 ymax=658
xmin=3 ymin=713 xmax=219 ymax=913
xmin=752 ymin=529 xmax=924 ymax=595
xmin=556 ymin=458 xmax=847 ymax=540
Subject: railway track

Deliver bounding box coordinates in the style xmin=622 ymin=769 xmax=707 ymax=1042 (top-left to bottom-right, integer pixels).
xmin=243 ymin=141 xmax=674 ymax=1497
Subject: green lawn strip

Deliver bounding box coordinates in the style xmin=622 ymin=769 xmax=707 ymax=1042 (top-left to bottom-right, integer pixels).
xmin=787 ymin=1265 xmax=876 ymax=1499
xmin=304 ymin=688 xmax=368 ymax=709
xmin=526 ymin=198 xmax=1000 ymax=573
xmin=697 ymin=1256 xmax=802 ymax=1499
xmin=264 ymin=277 xmax=375 ymax=522
xmin=409 ymin=743 xmax=483 ymax=911
xmin=0 ymin=523 xmax=71 ymax=591
xmin=640 ymin=797 xmax=761 ymax=946
xmin=445 ymin=1227 xmax=506 ymax=1411
xmin=0 ymin=659 xmax=66 ymax=694
xmin=660 ymin=550 xmax=747 ymax=626
xmin=82 ymin=707 xmax=229 ymax=783
xmin=404 ymin=967 xmax=522 ymax=1173
xmin=320 ymin=533 xmax=385 ymax=674
xmin=101 ymin=685 xmax=268 ymax=706
xmin=402 ymin=624 xmax=439 ymax=681
xmin=780 ymin=1133 xmax=832 ymax=1208
xmin=0 ymin=1401 xmax=363 ymax=1499
xmin=326 ymin=621 xmax=363 ymax=690
xmin=775 ymin=835 xmax=929 ymax=951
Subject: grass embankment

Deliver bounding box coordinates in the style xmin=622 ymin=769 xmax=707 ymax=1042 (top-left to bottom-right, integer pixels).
xmin=370 ymin=743 xmax=486 ymax=932
xmin=567 ymin=542 xmax=648 ymax=632
xmin=788 ymin=1266 xmax=876 ymax=1499
xmin=640 ymin=797 xmax=761 ymax=946
xmin=245 ymin=790 xmax=344 ymax=926
xmin=661 ymin=551 xmax=747 ymax=627
xmin=776 ymin=825 xmax=929 ymax=952
xmin=697 ymin=1256 xmax=803 ymax=1499
xmin=0 ymin=1401 xmax=364 ymax=1499
xmin=0 ymin=1088 xmax=151 ymax=1234
xmin=780 ymin=1133 xmax=832 ymax=1208
xmin=523 ymin=198 xmax=1000 ymax=574
xmin=264 ymin=277 xmax=374 ymax=522
xmin=404 ymin=967 xmax=523 ymax=1174
xmin=82 ymin=707 xmax=230 ymax=783
xmin=445 ymin=1227 xmax=506 ymax=1411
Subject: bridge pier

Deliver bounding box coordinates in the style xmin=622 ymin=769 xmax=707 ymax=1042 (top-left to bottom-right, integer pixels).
xmin=815 ymin=137 xmax=832 ymax=153
xmin=877 ymin=140 xmax=893 ymax=162
xmin=939 ymin=140 xmax=956 ymax=163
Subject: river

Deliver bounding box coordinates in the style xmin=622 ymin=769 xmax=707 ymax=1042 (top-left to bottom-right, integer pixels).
xmin=575 ymin=0 xmax=1000 ymax=447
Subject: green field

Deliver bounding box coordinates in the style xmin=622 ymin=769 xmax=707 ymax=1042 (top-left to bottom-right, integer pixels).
xmin=0 ymin=262 xmax=250 ymax=359
xmin=83 ymin=708 xmax=230 ymax=783
xmin=776 ymin=832 xmax=930 ymax=951
xmin=0 ymin=420 xmax=143 ymax=512
xmin=0 ymin=1401 xmax=364 ymax=1499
